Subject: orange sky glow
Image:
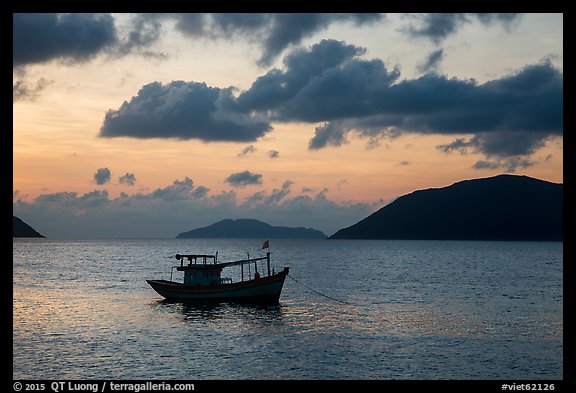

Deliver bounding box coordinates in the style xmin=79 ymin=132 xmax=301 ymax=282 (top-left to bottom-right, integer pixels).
xmin=13 ymin=13 xmax=563 ymax=237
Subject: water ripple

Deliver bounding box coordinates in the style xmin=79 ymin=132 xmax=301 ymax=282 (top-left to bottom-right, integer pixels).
xmin=13 ymin=239 xmax=562 ymax=379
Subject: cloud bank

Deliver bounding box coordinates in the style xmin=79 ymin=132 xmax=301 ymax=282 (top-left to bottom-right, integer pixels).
xmin=167 ymin=13 xmax=384 ymax=66
xmin=12 ymin=13 xmax=383 ymax=69
xmin=13 ymin=12 xmax=529 ymax=116
xmin=13 ymin=178 xmax=377 ymax=238
xmin=13 ymin=13 xmax=519 ymax=69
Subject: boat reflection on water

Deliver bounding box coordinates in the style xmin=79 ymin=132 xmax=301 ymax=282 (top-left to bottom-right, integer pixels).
xmin=153 ymin=298 xmax=286 ymax=326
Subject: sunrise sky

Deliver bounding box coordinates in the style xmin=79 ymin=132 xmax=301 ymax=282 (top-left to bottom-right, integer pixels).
xmin=13 ymin=13 xmax=563 ymax=238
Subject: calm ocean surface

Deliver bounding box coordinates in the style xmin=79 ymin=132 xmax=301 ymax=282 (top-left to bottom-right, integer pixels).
xmin=13 ymin=238 xmax=563 ymax=380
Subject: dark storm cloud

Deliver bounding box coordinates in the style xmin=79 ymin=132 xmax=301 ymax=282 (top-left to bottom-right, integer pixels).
xmin=12 ymin=13 xmax=382 ymax=69
xmin=99 ymin=39 xmax=369 ymax=143
xmin=13 ymin=13 xmax=170 ymax=68
xmin=280 ymin=55 xmax=560 ymax=156
xmin=405 ymin=13 xmax=521 ymax=43
xmin=129 ymin=13 xmax=517 ymax=66
xmin=235 ymin=39 xmax=401 ymax=123
xmin=100 ymin=39 xmax=562 ymax=160
xmin=94 ymin=168 xmax=111 ymax=185
xmin=235 ymin=39 xmax=369 ymax=114
xmin=99 ymin=81 xmax=271 ymax=141
xmin=233 ymin=40 xmax=562 ymax=157
xmin=225 ymin=171 xmax=263 ymax=187
xmin=13 ymin=13 xmax=519 ymax=70
xmin=13 ymin=13 xmax=117 ymax=66
xmin=12 ymin=13 xmax=164 ymax=103
xmin=169 ymin=13 xmax=383 ymax=66
xmin=255 ymin=13 xmax=383 ymax=67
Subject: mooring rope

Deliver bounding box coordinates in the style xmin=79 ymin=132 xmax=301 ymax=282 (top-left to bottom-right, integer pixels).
xmin=287 ymin=273 xmax=350 ymax=305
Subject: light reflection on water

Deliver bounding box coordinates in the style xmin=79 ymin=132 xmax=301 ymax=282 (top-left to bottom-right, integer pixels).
xmin=13 ymin=239 xmax=562 ymax=379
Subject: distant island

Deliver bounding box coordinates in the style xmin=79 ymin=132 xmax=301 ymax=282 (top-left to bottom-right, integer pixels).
xmin=176 ymin=218 xmax=327 ymax=239
xmin=330 ymin=174 xmax=562 ymax=241
xmin=13 ymin=216 xmax=45 ymax=238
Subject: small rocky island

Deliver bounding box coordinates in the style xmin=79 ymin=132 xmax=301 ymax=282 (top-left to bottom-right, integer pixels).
xmin=176 ymin=218 xmax=326 ymax=239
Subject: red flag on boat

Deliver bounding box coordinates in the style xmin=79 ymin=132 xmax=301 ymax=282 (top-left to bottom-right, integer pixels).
xmin=262 ymin=240 xmax=270 ymax=249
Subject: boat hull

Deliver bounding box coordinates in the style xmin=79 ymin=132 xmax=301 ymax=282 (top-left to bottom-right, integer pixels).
xmin=147 ymin=267 xmax=289 ymax=303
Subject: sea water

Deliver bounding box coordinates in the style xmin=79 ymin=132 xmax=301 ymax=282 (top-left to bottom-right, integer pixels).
xmin=12 ymin=238 xmax=563 ymax=380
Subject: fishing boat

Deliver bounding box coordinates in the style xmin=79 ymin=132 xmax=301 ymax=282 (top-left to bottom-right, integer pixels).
xmin=147 ymin=250 xmax=289 ymax=303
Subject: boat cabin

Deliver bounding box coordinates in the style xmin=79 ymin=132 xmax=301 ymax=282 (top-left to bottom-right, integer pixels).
xmin=175 ymin=254 xmax=224 ymax=286
xmin=173 ymin=252 xmax=272 ymax=286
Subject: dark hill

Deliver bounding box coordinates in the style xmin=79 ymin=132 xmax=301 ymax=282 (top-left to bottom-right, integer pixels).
xmin=176 ymin=219 xmax=326 ymax=239
xmin=13 ymin=216 xmax=45 ymax=238
xmin=330 ymin=174 xmax=562 ymax=241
